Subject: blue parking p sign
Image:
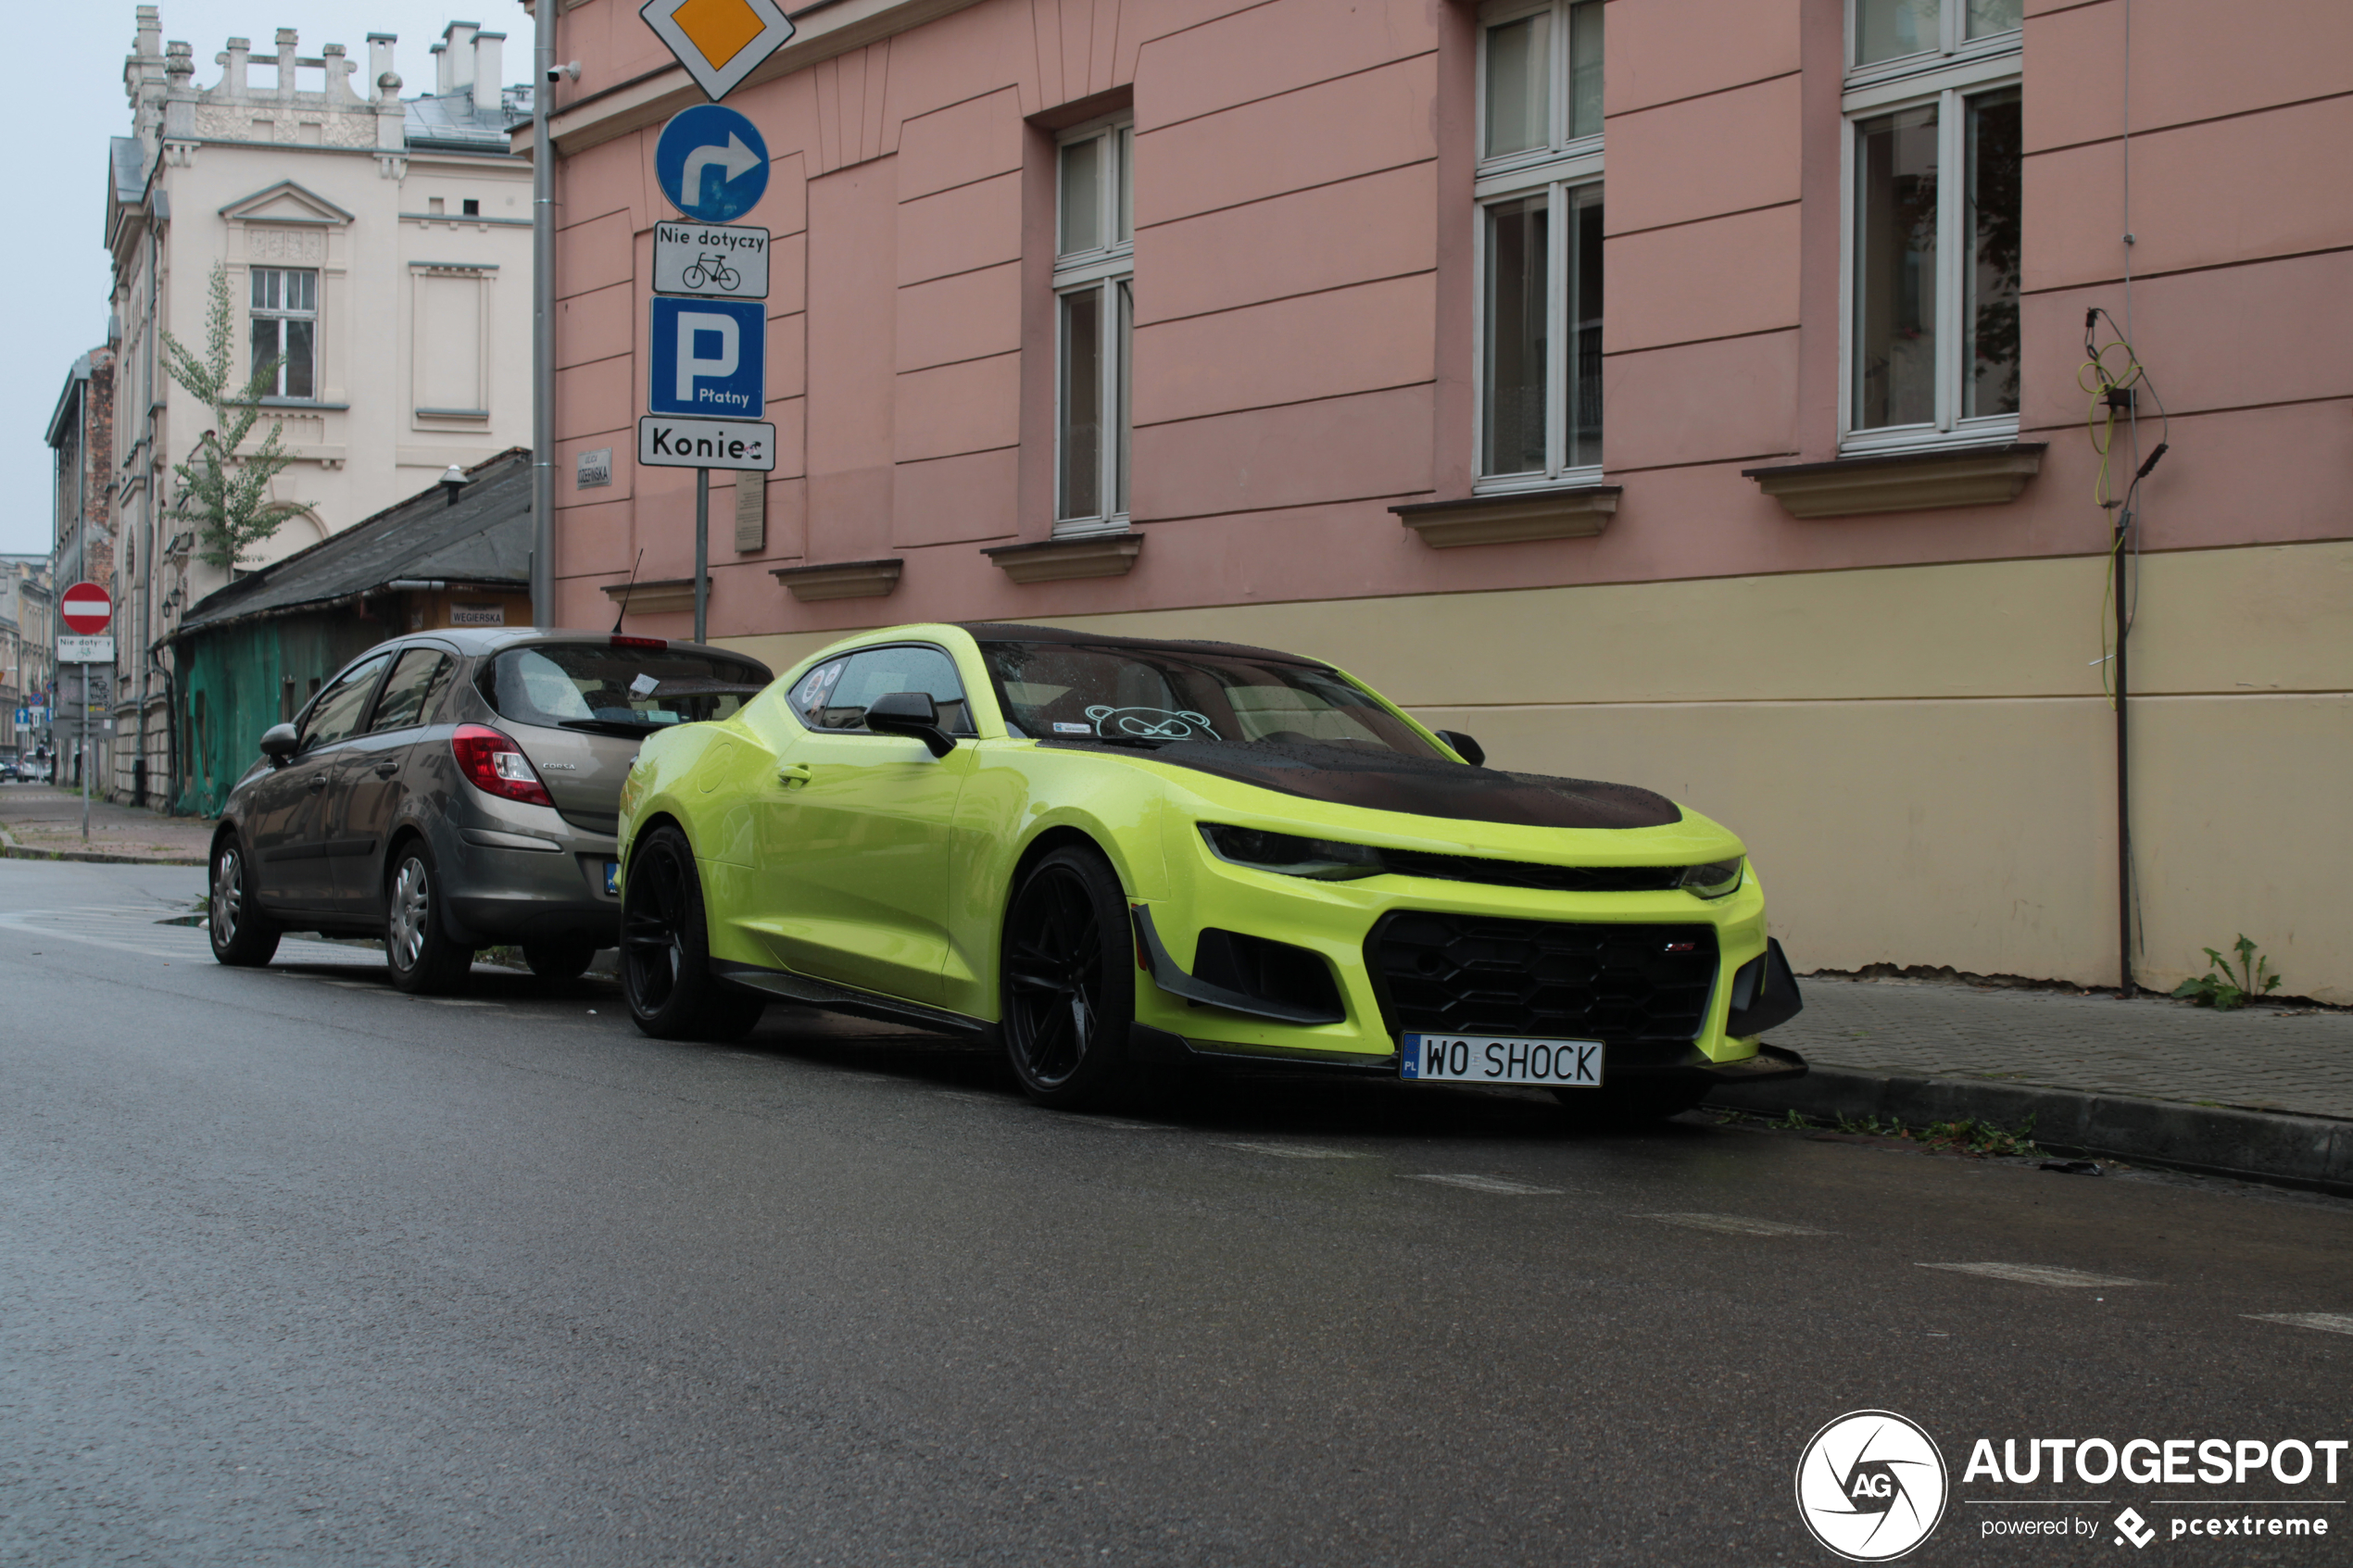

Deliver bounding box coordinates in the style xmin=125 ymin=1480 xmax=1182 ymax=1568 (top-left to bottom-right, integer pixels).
xmin=648 ymin=297 xmax=766 ymax=419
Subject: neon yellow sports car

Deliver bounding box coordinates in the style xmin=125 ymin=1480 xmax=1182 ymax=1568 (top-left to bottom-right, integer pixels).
xmin=615 ymin=622 xmax=1806 ymax=1115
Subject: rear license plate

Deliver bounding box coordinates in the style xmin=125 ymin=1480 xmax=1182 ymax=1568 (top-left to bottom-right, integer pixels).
xmin=1401 ymin=1033 xmax=1604 ymax=1088
xmin=603 ymin=859 xmax=620 ymax=897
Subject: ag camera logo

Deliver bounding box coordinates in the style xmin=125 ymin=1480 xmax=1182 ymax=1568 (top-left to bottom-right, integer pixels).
xmin=1796 ymin=1410 xmax=1949 ymax=1562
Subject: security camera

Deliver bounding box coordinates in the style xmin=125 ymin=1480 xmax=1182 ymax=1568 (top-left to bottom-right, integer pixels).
xmin=547 ymin=60 xmax=580 ymax=82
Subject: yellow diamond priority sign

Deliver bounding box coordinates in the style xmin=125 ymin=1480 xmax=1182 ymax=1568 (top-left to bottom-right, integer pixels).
xmin=640 ymin=0 xmax=796 ymax=102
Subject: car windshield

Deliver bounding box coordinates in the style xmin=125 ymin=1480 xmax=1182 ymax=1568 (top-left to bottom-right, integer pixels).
xmin=977 ymin=640 xmax=1441 ymax=758
xmin=483 ymin=643 xmax=771 ymax=735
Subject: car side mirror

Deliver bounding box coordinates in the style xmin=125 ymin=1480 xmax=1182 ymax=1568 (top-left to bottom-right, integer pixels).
xmin=258 ymin=722 xmax=299 ymax=766
xmin=863 ymin=690 xmax=956 ymax=759
xmin=1434 ymin=729 xmax=1486 ymax=767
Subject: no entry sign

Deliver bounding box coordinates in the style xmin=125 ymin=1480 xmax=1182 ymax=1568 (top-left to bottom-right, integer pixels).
xmin=61 ymin=582 xmax=111 ymax=636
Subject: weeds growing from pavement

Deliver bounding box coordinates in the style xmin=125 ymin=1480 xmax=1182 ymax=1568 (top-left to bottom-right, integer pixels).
xmin=2172 ymin=935 xmax=2282 ymax=1010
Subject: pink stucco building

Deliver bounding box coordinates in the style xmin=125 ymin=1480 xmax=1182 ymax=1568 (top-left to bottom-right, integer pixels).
xmin=538 ymin=0 xmax=2353 ymax=1000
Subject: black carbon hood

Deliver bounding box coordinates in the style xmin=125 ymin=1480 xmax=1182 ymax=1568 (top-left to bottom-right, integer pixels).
xmin=1046 ymin=738 xmax=1683 ymax=831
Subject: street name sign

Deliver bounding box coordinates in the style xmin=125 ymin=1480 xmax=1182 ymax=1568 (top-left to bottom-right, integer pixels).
xmin=60 ymin=581 xmax=112 ymax=636
xmin=648 ymin=296 xmax=766 ymax=418
xmin=653 ymin=220 xmax=770 ymax=299
xmin=639 ymin=416 xmax=778 ymax=471
xmin=654 ymin=104 xmax=770 ymax=222
xmin=639 ymin=0 xmax=796 ymax=104
xmin=59 ymin=635 xmax=115 ymax=664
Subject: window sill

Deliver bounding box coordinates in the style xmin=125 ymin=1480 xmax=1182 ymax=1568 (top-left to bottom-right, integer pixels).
xmin=771 ymin=558 xmax=903 ymax=602
xmin=598 ymin=577 xmax=696 ymax=616
xmin=226 ymin=397 xmax=350 ymax=411
xmin=414 ymin=407 xmax=490 ymax=421
xmin=981 ymin=531 xmax=1142 ymax=583
xmin=1390 ymin=484 xmax=1621 ymax=548
xmin=1742 ymin=442 xmax=2045 ymax=519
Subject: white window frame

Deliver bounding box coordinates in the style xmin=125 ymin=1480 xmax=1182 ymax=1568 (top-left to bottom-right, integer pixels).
xmin=1472 ymin=0 xmax=1604 ymax=494
xmin=1053 ymin=116 xmax=1133 ymax=536
xmin=249 ymin=265 xmax=320 ymax=401
xmin=1839 ymin=1 xmax=2021 ymax=454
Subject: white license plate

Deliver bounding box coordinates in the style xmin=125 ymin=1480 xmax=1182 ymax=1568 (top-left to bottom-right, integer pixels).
xmin=1400 ymin=1033 xmax=1604 ymax=1087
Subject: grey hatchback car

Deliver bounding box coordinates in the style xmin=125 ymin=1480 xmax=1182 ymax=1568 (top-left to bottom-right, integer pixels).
xmin=206 ymin=629 xmax=772 ymax=991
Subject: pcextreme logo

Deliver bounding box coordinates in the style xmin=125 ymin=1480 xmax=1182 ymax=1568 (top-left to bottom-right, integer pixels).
xmin=1795 ymin=1410 xmax=1951 ymax=1562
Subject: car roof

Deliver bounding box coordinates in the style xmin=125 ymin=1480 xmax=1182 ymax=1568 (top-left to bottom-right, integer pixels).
xmin=955 ymin=621 xmax=1326 ymax=668
xmin=370 ymin=627 xmax=774 ymax=675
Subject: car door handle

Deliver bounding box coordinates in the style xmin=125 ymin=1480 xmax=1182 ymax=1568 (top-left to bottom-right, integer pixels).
xmin=373 ymin=760 xmax=399 ymax=778
xmin=307 ymin=776 xmax=327 ymax=793
xmin=778 ymin=763 xmax=812 ymax=788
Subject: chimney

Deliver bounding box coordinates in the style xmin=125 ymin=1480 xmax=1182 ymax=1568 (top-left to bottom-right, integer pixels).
xmin=135 ymin=6 xmax=161 ymax=63
xmin=472 ymin=31 xmax=504 ymax=116
xmin=220 ymin=36 xmax=250 ymax=96
xmin=367 ymin=32 xmax=396 ymax=101
xmin=440 ymin=22 xmax=479 ymax=94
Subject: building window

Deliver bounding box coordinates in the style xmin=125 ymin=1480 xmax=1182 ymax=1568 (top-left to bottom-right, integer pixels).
xmin=1475 ymin=0 xmax=1604 ymax=490
xmin=1054 ymin=118 xmax=1133 ymax=533
xmin=250 ymin=267 xmax=318 ymax=399
xmin=1843 ymin=0 xmax=2020 ymax=449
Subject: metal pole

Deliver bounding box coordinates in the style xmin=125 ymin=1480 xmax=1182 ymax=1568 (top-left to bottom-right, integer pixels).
xmin=2113 ymin=524 xmax=2133 ymax=998
xmin=530 ymin=0 xmax=557 ymax=628
xmin=693 ymin=468 xmax=710 ymax=643
xmin=81 ymin=659 xmax=91 ymax=841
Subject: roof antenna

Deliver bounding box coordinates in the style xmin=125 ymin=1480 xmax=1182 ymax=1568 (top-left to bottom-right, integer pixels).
xmin=611 ymin=547 xmax=644 ymax=633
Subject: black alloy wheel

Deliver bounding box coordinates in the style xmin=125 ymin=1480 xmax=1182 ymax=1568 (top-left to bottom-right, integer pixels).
xmin=620 ymin=824 xmax=764 ymax=1041
xmin=208 ymin=833 xmax=282 ymax=967
xmin=385 ymin=840 xmax=475 ymax=995
xmin=1000 ymin=846 xmax=1137 ymax=1109
xmin=522 ymin=933 xmax=598 ymax=981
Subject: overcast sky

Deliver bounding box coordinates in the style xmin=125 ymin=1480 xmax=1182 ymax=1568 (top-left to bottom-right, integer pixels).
xmin=2 ymin=0 xmax=535 ymax=557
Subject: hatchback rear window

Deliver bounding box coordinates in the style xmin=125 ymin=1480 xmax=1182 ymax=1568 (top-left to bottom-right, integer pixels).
xmin=482 ymin=643 xmax=772 ymax=736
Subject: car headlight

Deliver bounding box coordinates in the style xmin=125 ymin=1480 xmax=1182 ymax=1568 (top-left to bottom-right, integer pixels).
xmin=1200 ymin=824 xmax=1385 ymax=881
xmin=1679 ymin=857 xmax=1745 ymax=898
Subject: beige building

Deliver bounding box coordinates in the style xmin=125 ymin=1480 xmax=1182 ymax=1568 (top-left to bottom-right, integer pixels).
xmin=105 ymin=7 xmax=535 ymax=803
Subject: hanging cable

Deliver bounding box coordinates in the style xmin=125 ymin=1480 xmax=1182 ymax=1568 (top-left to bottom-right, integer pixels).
xmin=2081 ymin=307 xmax=2169 ymax=709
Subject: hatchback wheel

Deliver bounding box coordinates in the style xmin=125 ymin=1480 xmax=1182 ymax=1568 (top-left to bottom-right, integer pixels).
xmin=1000 ymin=846 xmax=1137 ymax=1109
xmin=385 ymin=841 xmax=473 ymax=994
xmin=208 ymin=834 xmax=281 ymax=967
xmin=522 ymin=933 xmax=598 ymax=981
xmin=621 ymin=824 xmax=763 ymax=1040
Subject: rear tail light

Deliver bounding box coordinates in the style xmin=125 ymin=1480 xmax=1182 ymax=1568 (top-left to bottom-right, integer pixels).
xmin=611 ymin=635 xmax=668 ymax=650
xmin=451 ymin=723 xmax=554 ymax=808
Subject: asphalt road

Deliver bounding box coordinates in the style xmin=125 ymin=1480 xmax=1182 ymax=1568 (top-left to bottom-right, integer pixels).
xmin=2 ymin=859 xmax=2347 ymax=1567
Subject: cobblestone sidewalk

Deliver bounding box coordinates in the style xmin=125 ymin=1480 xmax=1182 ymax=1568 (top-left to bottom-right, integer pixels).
xmin=1777 ymin=975 xmax=2353 ymax=1124
xmin=0 ymin=785 xmax=212 ymax=863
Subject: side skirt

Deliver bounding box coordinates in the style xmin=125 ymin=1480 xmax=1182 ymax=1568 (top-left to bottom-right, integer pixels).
xmin=711 ymin=960 xmax=992 ymax=1038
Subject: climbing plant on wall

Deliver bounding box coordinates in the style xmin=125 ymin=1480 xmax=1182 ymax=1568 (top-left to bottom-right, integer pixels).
xmin=160 ymin=262 xmax=307 ymax=570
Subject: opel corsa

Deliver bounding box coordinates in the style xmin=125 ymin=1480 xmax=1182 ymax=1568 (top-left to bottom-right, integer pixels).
xmin=617 ymin=623 xmax=1807 ymax=1115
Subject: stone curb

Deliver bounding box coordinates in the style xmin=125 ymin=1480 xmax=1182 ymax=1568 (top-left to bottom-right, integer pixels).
xmin=1707 ymin=1065 xmax=2353 ymax=1197
xmin=0 ymin=844 xmax=208 ymax=867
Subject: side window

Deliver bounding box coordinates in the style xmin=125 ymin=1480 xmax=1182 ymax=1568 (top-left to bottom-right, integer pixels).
xmin=298 ymin=653 xmax=393 ymax=753
xmin=367 ymin=649 xmax=454 ymax=734
xmin=799 ymin=646 xmax=975 ymax=735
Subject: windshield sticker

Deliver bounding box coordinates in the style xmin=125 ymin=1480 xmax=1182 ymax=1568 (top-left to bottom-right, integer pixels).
xmin=1052 ymin=721 xmax=1094 ymax=734
xmin=629 ymin=672 xmax=661 ymax=696
xmin=1085 ymin=704 xmax=1220 ymax=742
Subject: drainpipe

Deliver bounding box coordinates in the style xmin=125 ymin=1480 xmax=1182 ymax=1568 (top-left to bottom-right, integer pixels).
xmin=529 ymin=0 xmax=556 ymax=627
xmin=142 ymin=212 xmax=160 ymax=810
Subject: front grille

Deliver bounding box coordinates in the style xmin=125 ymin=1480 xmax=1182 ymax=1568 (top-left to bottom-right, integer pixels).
xmin=1379 ymin=847 xmax=1688 ymax=894
xmin=1368 ymin=912 xmax=1718 ymax=1046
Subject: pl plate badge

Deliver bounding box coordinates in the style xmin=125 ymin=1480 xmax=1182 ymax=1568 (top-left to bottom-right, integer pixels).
xmin=1794 ymin=1410 xmax=1948 ymax=1562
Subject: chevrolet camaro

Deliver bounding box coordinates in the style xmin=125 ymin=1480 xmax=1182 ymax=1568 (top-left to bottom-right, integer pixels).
xmin=614 ymin=622 xmax=1806 ymax=1116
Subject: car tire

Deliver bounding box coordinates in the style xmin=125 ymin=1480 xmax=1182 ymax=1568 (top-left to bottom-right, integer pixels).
xmin=1000 ymin=845 xmax=1138 ymax=1110
xmin=208 ymin=834 xmax=282 ymax=968
xmin=522 ymin=934 xmax=598 ymax=981
xmin=1552 ymin=1077 xmax=1711 ymax=1125
xmin=621 ymin=824 xmax=764 ymax=1041
xmin=385 ymin=840 xmax=474 ymax=995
